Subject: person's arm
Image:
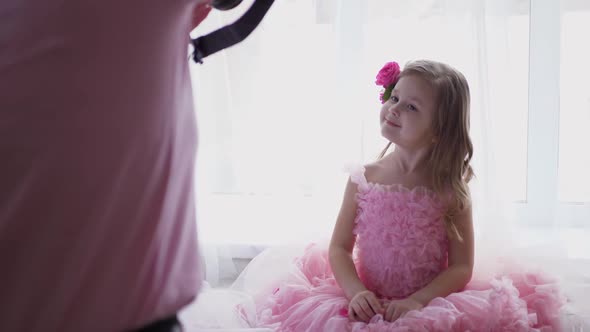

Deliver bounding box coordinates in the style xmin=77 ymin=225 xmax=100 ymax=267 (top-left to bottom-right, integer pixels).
xmin=329 ymin=177 xmax=383 ymax=322
xmin=409 ymin=203 xmax=474 ymax=304
xmin=329 ymin=178 xmax=365 ymax=299
xmin=383 ymin=202 xmax=475 ymax=321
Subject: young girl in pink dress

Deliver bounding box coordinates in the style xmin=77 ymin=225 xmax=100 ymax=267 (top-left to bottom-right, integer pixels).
xmin=244 ymin=59 xmax=564 ymax=331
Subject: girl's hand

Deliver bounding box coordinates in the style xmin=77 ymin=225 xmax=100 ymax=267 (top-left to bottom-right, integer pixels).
xmin=383 ymin=298 xmax=424 ymax=322
xmin=348 ymin=290 xmax=383 ymax=323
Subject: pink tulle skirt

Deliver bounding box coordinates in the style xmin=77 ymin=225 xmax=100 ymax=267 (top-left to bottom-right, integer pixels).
xmin=249 ymin=244 xmax=566 ymax=332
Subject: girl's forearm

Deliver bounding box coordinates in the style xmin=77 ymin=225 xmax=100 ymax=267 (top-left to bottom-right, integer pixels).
xmin=409 ymin=265 xmax=472 ymax=305
xmin=329 ymin=246 xmax=367 ymax=300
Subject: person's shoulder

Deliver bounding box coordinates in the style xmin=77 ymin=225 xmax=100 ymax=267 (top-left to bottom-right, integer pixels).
xmin=439 ymin=184 xmax=472 ymax=211
xmin=363 ymin=154 xmax=395 ymax=183
xmin=362 ymin=160 xmax=382 ymax=184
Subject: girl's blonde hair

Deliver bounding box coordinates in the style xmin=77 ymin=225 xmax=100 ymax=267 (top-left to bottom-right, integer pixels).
xmin=378 ymin=60 xmax=474 ymax=239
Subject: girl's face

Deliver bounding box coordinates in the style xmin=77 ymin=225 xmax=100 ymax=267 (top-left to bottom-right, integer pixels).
xmin=380 ymin=74 xmax=438 ymax=150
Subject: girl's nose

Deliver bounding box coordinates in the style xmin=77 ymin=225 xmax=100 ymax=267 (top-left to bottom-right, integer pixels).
xmin=389 ymin=104 xmax=400 ymax=117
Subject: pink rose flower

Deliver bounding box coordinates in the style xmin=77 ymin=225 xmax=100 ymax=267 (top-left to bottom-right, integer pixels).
xmin=375 ymin=61 xmax=401 ymax=87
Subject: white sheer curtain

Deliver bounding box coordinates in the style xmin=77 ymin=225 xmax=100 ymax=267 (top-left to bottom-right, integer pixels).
xmin=189 ymin=1 xmax=590 ymax=315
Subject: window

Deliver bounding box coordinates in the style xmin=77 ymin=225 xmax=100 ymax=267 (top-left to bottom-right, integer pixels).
xmin=190 ymin=0 xmax=590 ymax=252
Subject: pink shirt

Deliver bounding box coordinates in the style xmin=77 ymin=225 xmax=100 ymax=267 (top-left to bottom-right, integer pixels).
xmin=0 ymin=1 xmax=203 ymax=331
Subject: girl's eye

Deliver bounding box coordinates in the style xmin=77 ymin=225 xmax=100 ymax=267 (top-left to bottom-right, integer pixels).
xmin=407 ymin=104 xmax=417 ymax=111
xmin=390 ymin=96 xmax=399 ymax=102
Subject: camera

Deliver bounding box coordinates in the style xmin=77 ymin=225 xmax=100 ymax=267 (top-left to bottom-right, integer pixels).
xmin=211 ymin=0 xmax=243 ymax=11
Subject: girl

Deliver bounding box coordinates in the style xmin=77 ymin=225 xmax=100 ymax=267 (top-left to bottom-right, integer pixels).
xmin=244 ymin=60 xmax=564 ymax=331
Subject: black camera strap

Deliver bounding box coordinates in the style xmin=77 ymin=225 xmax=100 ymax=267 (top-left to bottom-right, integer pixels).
xmin=190 ymin=0 xmax=274 ymax=64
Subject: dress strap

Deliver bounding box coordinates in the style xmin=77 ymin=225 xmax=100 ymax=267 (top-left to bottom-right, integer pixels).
xmin=344 ymin=163 xmax=369 ymax=191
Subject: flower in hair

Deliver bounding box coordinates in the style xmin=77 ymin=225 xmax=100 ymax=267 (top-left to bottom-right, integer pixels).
xmin=375 ymin=61 xmax=401 ymax=104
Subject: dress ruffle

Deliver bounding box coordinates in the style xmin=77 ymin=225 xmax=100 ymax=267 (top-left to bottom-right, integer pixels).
xmin=252 ymin=244 xmax=565 ymax=332
xmin=247 ymin=164 xmax=566 ymax=331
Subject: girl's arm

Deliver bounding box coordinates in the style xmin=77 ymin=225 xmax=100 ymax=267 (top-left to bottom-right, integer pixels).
xmin=408 ymin=203 xmax=475 ymax=306
xmin=330 ymin=178 xmax=383 ymax=322
xmin=328 ymin=178 xmax=366 ymax=299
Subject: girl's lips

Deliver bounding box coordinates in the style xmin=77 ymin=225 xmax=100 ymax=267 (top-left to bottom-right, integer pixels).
xmin=385 ymin=119 xmax=401 ymax=127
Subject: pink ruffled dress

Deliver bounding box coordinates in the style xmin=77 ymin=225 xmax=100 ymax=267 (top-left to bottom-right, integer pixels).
xmin=250 ymin=165 xmax=564 ymax=332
